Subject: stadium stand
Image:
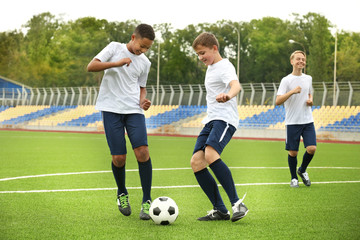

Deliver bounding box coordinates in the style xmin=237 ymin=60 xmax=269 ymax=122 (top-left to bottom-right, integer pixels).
xmin=146 ymin=105 xmax=206 ymax=129
xmin=28 ymin=105 xmax=95 ymax=127
xmin=0 ymin=105 xmax=49 ymax=123
xmin=0 ymin=105 xmax=9 ymax=113
xmin=0 ymin=106 xmax=76 ymax=125
xmin=0 ymin=105 xmax=359 ymax=134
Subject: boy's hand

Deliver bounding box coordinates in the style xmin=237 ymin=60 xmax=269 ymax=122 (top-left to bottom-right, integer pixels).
xmin=118 ymin=58 xmax=132 ymax=67
xmin=306 ymin=99 xmax=313 ymax=106
xmin=216 ymin=93 xmax=231 ymax=103
xmin=140 ymin=99 xmax=151 ymax=111
xmin=292 ymin=86 xmax=301 ymax=94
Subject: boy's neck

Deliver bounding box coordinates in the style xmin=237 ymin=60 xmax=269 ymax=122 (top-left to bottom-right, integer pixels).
xmin=212 ymin=53 xmax=223 ymax=65
xmin=292 ymin=68 xmax=303 ymax=76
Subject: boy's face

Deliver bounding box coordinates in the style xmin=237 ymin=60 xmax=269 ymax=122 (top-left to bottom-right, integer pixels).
xmin=194 ymin=45 xmax=218 ymax=66
xmin=128 ymin=34 xmax=153 ymax=55
xmin=291 ymin=52 xmax=306 ymax=70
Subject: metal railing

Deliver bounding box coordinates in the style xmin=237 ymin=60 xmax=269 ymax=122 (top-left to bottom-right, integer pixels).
xmin=1 ymin=82 xmax=359 ymax=107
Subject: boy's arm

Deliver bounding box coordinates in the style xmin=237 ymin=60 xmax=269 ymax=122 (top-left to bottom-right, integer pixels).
xmin=216 ymin=80 xmax=241 ymax=103
xmin=306 ymin=94 xmax=313 ymax=106
xmin=275 ymin=86 xmax=301 ymax=105
xmin=87 ymin=58 xmax=132 ymax=72
xmin=140 ymin=87 xmax=151 ymax=111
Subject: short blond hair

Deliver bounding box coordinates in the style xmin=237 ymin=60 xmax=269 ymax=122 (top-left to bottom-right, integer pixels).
xmin=192 ymin=32 xmax=219 ymax=49
xmin=290 ymin=50 xmax=306 ymax=60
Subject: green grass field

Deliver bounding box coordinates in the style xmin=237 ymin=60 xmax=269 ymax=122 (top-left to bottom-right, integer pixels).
xmin=0 ymin=130 xmax=359 ymax=239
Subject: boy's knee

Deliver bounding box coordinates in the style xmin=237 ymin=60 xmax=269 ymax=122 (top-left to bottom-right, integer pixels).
xmin=307 ymin=145 xmax=317 ymax=155
xmin=134 ymin=145 xmax=150 ymax=162
xmin=112 ymin=155 xmax=126 ymax=167
xmin=288 ymin=150 xmax=298 ymax=157
xmin=190 ymin=153 xmax=207 ymax=172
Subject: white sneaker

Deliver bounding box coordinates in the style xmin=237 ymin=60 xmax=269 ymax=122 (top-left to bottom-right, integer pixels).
xmin=290 ymin=178 xmax=299 ymax=188
xmin=231 ymin=193 xmax=249 ymax=222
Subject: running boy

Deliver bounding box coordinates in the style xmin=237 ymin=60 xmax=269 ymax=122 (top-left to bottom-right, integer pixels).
xmin=87 ymin=24 xmax=155 ymax=220
xmin=191 ymin=32 xmax=248 ymax=222
xmin=276 ymin=50 xmax=316 ymax=188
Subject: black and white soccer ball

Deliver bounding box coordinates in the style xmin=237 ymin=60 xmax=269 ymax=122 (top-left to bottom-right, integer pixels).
xmin=149 ymin=196 xmax=179 ymax=225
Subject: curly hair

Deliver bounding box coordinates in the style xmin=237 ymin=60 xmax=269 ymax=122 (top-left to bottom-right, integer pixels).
xmin=134 ymin=24 xmax=155 ymax=41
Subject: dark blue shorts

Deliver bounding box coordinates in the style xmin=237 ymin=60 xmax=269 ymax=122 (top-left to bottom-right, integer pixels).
xmin=102 ymin=111 xmax=148 ymax=155
xmin=193 ymin=120 xmax=236 ymax=155
xmin=286 ymin=122 xmax=317 ymax=151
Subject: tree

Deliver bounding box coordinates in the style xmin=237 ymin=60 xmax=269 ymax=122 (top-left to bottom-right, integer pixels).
xmin=337 ymin=32 xmax=360 ymax=82
xmin=0 ymin=30 xmax=25 ymax=80
xmin=299 ymin=13 xmax=333 ymax=82
xmin=241 ymin=17 xmax=293 ymax=83
xmin=23 ymin=12 xmax=60 ymax=86
xmin=1 ymin=12 xmax=358 ymax=88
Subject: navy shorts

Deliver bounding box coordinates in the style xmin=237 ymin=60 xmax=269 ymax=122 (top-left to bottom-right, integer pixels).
xmin=102 ymin=111 xmax=148 ymax=155
xmin=286 ymin=122 xmax=317 ymax=151
xmin=193 ymin=120 xmax=236 ymax=155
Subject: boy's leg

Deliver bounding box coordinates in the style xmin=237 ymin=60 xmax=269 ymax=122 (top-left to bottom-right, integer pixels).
xmin=288 ymin=153 xmax=298 ymax=180
xmin=191 ymin=124 xmax=229 ymax=220
xmin=300 ymin=150 xmax=314 ymax=172
xmin=126 ymin=114 xmax=152 ymax=220
xmin=194 ymin=167 xmax=228 ymax=214
xmin=137 ymin=155 xmax=152 ymax=220
xmin=205 ymin=121 xmax=239 ymax=204
xmin=112 ymin=158 xmax=127 ymax=196
xmin=297 ymin=123 xmax=317 ymax=186
xmin=286 ymin=125 xmax=301 ymax=187
xmin=102 ymin=111 xmax=130 ymax=215
xmin=209 ymin=157 xmax=239 ymax=204
xmin=204 ymin=121 xmax=249 ymax=222
xmin=137 ymin=154 xmax=152 ymax=203
xmin=299 ymin=123 xmax=317 ymax=173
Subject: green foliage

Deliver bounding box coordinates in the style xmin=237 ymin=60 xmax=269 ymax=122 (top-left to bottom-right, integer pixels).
xmin=303 ymin=13 xmax=333 ymax=82
xmin=337 ymin=32 xmax=360 ymax=82
xmin=0 ymin=12 xmax=359 ymax=87
xmin=243 ymin=17 xmax=292 ymax=82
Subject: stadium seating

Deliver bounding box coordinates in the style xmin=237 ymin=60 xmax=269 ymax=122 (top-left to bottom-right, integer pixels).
xmin=0 ymin=105 xmax=48 ymax=123
xmin=0 ymin=105 xmax=76 ymax=125
xmin=29 ymin=105 xmax=99 ymax=127
xmin=146 ymin=105 xmax=206 ymax=129
xmin=0 ymin=105 xmax=359 ymax=132
xmin=0 ymin=105 xmax=9 ymax=114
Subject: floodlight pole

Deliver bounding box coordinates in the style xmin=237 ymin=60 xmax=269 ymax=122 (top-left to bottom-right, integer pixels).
xmin=333 ymin=31 xmax=337 ymax=106
xmin=289 ymin=39 xmax=306 ymax=73
xmin=156 ymin=40 xmax=160 ymax=105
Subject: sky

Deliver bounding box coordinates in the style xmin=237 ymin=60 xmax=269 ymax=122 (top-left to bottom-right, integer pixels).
xmin=1 ymin=0 xmax=360 ymax=34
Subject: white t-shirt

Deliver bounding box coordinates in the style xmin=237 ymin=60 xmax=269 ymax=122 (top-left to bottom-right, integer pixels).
xmin=277 ymin=73 xmax=314 ymax=125
xmin=202 ymin=59 xmax=239 ymax=128
xmin=94 ymin=42 xmax=151 ymax=114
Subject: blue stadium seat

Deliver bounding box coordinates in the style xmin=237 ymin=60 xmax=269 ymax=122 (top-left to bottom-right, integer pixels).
xmin=0 ymin=105 xmax=76 ymax=125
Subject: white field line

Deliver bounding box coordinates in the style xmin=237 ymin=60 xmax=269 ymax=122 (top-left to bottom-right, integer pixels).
xmin=1 ymin=166 xmax=359 ymax=182
xmin=1 ymin=181 xmax=360 ymax=194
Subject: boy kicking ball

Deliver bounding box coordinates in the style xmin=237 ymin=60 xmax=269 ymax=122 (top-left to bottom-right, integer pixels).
xmin=190 ymin=32 xmax=248 ymax=222
xmin=87 ymin=24 xmax=155 ymax=220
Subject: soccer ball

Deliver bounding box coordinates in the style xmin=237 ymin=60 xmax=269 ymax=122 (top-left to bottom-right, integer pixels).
xmin=149 ymin=196 xmax=179 ymax=225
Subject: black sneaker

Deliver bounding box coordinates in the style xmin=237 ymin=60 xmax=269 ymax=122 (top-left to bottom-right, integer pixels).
xmin=117 ymin=193 xmax=131 ymax=216
xmin=197 ymin=209 xmax=230 ymax=221
xmin=297 ymin=169 xmax=311 ymax=186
